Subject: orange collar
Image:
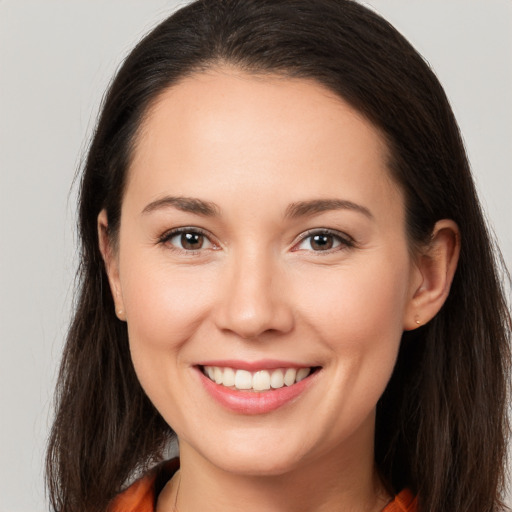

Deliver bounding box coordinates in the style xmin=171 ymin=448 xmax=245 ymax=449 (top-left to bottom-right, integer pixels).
xmin=382 ymin=488 xmax=417 ymax=512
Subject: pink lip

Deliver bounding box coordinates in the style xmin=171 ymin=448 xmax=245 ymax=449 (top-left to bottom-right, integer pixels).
xmin=195 ymin=365 xmax=318 ymax=415
xmin=196 ymin=359 xmax=310 ymax=371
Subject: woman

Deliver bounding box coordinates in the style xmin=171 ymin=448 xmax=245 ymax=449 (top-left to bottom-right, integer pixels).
xmin=46 ymin=1 xmax=511 ymax=511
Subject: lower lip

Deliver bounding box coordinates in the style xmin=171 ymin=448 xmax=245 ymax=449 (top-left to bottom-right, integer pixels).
xmin=197 ymin=368 xmax=317 ymax=415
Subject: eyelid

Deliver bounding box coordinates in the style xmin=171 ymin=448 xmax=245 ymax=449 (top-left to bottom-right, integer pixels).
xmin=157 ymin=226 xmax=220 ymax=252
xmin=291 ymin=228 xmax=355 ymax=252
xmin=156 ymin=226 xmax=354 ymax=254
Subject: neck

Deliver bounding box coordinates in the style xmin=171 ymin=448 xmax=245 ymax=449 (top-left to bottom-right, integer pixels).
xmin=158 ymin=425 xmax=389 ymax=512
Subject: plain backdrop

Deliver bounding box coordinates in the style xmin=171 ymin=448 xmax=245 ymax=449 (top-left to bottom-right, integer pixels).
xmin=0 ymin=1 xmax=510 ymax=511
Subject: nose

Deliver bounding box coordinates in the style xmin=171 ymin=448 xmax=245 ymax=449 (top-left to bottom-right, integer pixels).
xmin=213 ymin=250 xmax=294 ymax=340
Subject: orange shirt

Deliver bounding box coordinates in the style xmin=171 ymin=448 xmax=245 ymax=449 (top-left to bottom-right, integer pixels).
xmin=108 ymin=461 xmax=417 ymax=512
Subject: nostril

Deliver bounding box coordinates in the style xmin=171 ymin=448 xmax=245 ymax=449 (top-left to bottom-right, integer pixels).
xmin=216 ymin=304 xmax=295 ymax=340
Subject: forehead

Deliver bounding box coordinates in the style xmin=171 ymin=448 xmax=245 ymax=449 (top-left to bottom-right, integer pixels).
xmin=126 ymin=68 xmax=400 ymax=215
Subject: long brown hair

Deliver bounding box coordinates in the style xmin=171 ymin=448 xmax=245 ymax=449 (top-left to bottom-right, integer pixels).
xmin=46 ymin=1 xmax=511 ymax=511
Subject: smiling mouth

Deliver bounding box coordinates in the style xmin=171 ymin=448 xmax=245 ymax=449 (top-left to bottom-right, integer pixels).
xmin=201 ymin=366 xmax=319 ymax=392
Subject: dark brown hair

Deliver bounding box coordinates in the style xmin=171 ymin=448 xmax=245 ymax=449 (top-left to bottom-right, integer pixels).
xmin=46 ymin=1 xmax=511 ymax=511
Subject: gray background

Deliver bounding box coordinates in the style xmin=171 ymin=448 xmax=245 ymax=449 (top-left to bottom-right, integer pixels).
xmin=1 ymin=1 xmax=510 ymax=511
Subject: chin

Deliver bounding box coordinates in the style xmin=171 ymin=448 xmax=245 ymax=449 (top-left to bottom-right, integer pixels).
xmin=215 ymin=451 xmax=304 ymax=477
xmin=186 ymin=433 xmax=309 ymax=477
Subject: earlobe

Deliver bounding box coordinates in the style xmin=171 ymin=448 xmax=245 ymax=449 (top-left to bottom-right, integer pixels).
xmin=97 ymin=209 xmax=126 ymax=321
xmin=404 ymin=219 xmax=460 ymax=330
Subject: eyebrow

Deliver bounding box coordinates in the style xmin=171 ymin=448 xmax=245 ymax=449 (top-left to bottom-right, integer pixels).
xmin=141 ymin=195 xmax=372 ymax=220
xmin=142 ymin=196 xmax=220 ymax=216
xmin=285 ymin=199 xmax=373 ymax=219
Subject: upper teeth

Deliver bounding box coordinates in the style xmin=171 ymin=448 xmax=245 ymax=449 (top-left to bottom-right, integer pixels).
xmin=203 ymin=366 xmax=311 ymax=392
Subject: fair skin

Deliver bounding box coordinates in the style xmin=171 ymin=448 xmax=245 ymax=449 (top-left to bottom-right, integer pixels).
xmin=99 ymin=69 xmax=459 ymax=512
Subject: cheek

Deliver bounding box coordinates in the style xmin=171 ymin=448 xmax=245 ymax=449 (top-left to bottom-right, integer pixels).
xmin=293 ymin=256 xmax=410 ymax=436
xmin=293 ymin=253 xmax=410 ymax=388
xmin=118 ymin=255 xmax=220 ymax=425
xmin=118 ymin=249 xmax=220 ymax=382
xmin=298 ymin=256 xmax=409 ymax=335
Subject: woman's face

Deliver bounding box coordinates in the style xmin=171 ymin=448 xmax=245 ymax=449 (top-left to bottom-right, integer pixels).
xmin=103 ymin=70 xmax=423 ymax=476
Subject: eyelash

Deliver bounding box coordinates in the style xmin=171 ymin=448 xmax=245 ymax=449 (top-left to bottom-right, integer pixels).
xmin=157 ymin=227 xmax=354 ymax=254
xmin=291 ymin=229 xmax=355 ymax=253
xmin=158 ymin=227 xmax=218 ymax=254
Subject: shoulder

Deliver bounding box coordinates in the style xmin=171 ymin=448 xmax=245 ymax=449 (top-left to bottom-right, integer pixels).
xmin=382 ymin=489 xmax=417 ymax=512
xmin=107 ymin=459 xmax=179 ymax=512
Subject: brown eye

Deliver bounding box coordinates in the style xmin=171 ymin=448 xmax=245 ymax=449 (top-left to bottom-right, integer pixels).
xmin=310 ymin=234 xmax=334 ymax=251
xmin=293 ymin=230 xmax=352 ymax=253
xmin=180 ymin=232 xmax=204 ymax=250
xmin=163 ymin=229 xmax=214 ymax=252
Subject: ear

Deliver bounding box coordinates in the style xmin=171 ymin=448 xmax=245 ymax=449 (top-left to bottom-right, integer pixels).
xmin=404 ymin=219 xmax=460 ymax=330
xmin=97 ymin=209 xmax=126 ymax=321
